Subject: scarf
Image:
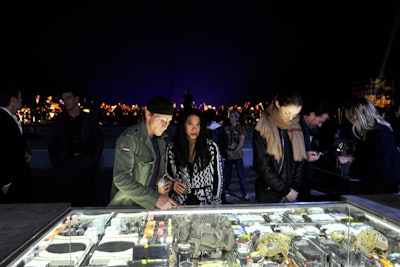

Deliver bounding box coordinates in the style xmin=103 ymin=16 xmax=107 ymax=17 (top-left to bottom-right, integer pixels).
xmin=255 ymin=104 xmax=306 ymax=161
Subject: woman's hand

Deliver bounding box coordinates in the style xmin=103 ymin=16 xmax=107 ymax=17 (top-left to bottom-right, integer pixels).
xmin=173 ymin=181 xmax=186 ymax=195
xmin=283 ymin=188 xmax=298 ymax=202
xmin=306 ymin=151 xmax=321 ymax=162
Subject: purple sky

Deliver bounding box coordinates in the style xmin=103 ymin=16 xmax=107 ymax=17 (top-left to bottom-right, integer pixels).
xmin=4 ymin=2 xmax=400 ymax=107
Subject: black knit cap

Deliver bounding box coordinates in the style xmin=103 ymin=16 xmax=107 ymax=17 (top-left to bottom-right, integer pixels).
xmin=147 ymin=96 xmax=173 ymax=115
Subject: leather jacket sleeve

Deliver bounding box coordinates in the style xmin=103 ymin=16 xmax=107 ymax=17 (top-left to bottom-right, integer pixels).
xmin=252 ymin=129 xmax=291 ymax=197
xmin=292 ymin=158 xmax=305 ymax=192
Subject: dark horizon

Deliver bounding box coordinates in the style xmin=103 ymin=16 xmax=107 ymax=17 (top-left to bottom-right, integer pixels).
xmin=4 ymin=2 xmax=400 ymax=107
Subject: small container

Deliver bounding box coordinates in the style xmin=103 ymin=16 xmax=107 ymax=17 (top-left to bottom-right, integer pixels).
xmin=177 ymin=242 xmax=191 ymax=264
xmin=236 ymin=234 xmax=251 ymax=251
xmin=157 ymin=177 xmax=166 ymax=194
xmin=246 ymin=250 xmax=264 ymax=267
xmin=237 ymin=247 xmax=249 ymax=266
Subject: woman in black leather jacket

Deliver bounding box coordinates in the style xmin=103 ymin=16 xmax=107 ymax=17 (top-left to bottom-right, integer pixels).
xmin=252 ymin=89 xmax=307 ymax=203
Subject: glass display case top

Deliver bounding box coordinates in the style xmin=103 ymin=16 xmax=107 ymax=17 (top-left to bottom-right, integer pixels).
xmin=7 ymin=202 xmax=400 ymax=267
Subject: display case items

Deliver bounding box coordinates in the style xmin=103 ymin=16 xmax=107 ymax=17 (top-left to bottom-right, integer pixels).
xmin=8 ymin=203 xmax=400 ymax=267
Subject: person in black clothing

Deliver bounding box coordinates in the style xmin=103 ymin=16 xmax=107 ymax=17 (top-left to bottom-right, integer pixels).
xmin=385 ymin=105 xmax=400 ymax=149
xmin=343 ymin=97 xmax=400 ymax=194
xmin=298 ymin=97 xmax=330 ymax=201
xmin=204 ymin=108 xmax=227 ymax=203
xmin=48 ymin=89 xmax=104 ymax=206
xmin=252 ymin=89 xmax=307 ymax=203
xmin=204 ymin=108 xmax=225 ymax=150
xmin=0 ymin=85 xmax=32 ymax=203
xmin=393 ymin=106 xmax=400 ymax=148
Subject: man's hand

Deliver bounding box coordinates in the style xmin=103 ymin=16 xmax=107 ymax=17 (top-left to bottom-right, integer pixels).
xmin=156 ymin=194 xmax=180 ymax=210
xmin=337 ymin=155 xmax=353 ymax=164
xmin=157 ymin=180 xmax=171 ymax=195
xmin=25 ymin=151 xmax=32 ymax=163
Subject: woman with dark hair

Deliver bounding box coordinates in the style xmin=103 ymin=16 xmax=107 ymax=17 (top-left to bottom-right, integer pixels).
xmin=252 ymin=89 xmax=307 ymax=203
xmin=344 ymin=97 xmax=400 ymax=194
xmin=166 ymin=109 xmax=223 ymax=205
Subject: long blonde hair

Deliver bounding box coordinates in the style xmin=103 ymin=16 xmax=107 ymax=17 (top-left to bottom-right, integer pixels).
xmin=344 ymin=97 xmax=392 ymax=140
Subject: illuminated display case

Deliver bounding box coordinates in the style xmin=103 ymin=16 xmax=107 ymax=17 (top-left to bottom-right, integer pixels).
xmin=3 ymin=196 xmax=400 ymax=267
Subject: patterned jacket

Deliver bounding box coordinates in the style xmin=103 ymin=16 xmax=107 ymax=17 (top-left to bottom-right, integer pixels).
xmin=166 ymin=139 xmax=223 ymax=206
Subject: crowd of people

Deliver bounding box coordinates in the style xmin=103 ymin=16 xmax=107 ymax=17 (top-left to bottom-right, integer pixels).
xmin=2 ymin=84 xmax=400 ymax=209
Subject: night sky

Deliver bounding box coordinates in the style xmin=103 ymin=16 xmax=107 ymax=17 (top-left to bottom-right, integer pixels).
xmin=4 ymin=2 xmax=400 ymax=107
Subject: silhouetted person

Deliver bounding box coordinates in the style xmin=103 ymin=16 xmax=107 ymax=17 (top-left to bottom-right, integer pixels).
xmin=48 ymin=89 xmax=104 ymax=206
xmin=0 ymin=85 xmax=32 ymax=203
xmin=183 ymin=89 xmax=194 ymax=111
xmin=204 ymin=108 xmax=227 ymax=203
xmin=204 ymin=108 xmax=225 ymax=150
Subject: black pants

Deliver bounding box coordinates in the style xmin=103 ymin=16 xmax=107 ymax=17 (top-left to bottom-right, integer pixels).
xmin=57 ymin=155 xmax=95 ymax=207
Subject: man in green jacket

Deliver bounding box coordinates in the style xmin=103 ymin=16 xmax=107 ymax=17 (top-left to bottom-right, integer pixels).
xmin=109 ymin=96 xmax=179 ymax=210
